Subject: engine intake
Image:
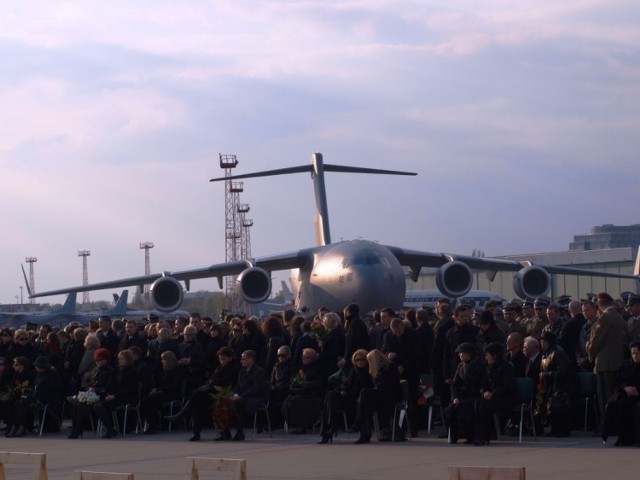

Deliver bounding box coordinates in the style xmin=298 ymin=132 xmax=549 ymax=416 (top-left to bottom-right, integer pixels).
xmin=150 ymin=276 xmax=184 ymax=312
xmin=436 ymin=261 xmax=473 ymax=298
xmin=237 ymin=267 xmax=272 ymax=303
xmin=513 ymin=265 xmax=550 ymax=299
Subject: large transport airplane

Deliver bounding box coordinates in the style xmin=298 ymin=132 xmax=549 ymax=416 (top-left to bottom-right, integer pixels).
xmin=29 ymin=153 xmax=640 ymax=314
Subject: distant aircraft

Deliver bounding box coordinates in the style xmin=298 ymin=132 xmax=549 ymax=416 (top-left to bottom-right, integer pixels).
xmin=29 ymin=153 xmax=640 ymax=315
xmin=403 ymin=289 xmax=505 ymax=310
xmin=0 ymin=292 xmax=78 ymax=328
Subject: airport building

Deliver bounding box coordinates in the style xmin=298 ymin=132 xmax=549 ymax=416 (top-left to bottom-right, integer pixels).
xmin=407 ymin=224 xmax=640 ymax=301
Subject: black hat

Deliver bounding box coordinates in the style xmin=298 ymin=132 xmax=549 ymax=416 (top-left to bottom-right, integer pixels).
xmin=33 ymin=356 xmax=50 ymax=369
xmin=483 ymin=342 xmax=505 ymax=357
xmin=455 ymin=342 xmax=476 ymax=355
xmin=627 ymin=294 xmax=640 ymax=307
xmin=479 ymin=311 xmax=495 ymax=325
xmin=540 ymin=331 xmax=557 ymax=344
xmin=485 ymin=300 xmax=502 ymax=308
xmin=522 ymin=300 xmax=534 ymax=308
xmin=556 ymin=295 xmax=571 ymax=306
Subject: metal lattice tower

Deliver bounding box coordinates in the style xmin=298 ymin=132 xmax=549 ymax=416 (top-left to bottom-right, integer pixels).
xmin=140 ymin=242 xmax=154 ymax=308
xmin=77 ymin=250 xmax=91 ymax=304
xmin=25 ymin=257 xmax=37 ymax=305
xmin=219 ymin=153 xmax=245 ymax=312
xmin=238 ymin=203 xmax=253 ymax=259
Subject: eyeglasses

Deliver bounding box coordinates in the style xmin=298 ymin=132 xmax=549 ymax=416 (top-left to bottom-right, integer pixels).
xmin=354 ymin=358 xmax=366 ymax=362
xmin=17 ymin=337 xmax=28 ymax=342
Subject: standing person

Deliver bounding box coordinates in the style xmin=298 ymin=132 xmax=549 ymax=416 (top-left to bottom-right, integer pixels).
xmin=318 ymin=312 xmax=346 ymax=377
xmin=431 ymin=299 xmax=455 ymax=409
xmin=558 ymin=300 xmax=586 ymax=365
xmin=339 ymin=304 xmax=370 ymax=371
xmin=96 ymin=316 xmax=120 ymax=361
xmin=369 ymin=307 xmax=394 ymax=351
xmin=588 ymin=292 xmax=628 ymax=432
xmin=414 ymin=308 xmax=435 ymax=375
xmin=443 ymin=305 xmax=479 ymax=390
xmin=576 ymin=300 xmax=598 ymax=372
xmin=506 ymin=333 xmax=527 ymax=377
xmin=626 ymin=294 xmax=640 ymax=342
xmin=118 ymin=320 xmax=148 ymax=354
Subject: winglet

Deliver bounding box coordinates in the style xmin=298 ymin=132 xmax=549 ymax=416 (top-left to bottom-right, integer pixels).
xmin=634 ymin=246 xmax=640 ymax=277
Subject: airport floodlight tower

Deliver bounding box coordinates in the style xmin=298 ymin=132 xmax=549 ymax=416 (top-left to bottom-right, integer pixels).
xmin=25 ymin=256 xmax=37 ymax=305
xmin=238 ymin=203 xmax=252 ymax=259
xmin=140 ymin=242 xmax=154 ymax=307
xmin=219 ymin=153 xmax=245 ymax=312
xmin=78 ymin=250 xmax=91 ymax=304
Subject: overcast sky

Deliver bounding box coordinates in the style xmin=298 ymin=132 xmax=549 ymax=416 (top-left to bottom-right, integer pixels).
xmin=1 ymin=1 xmax=639 ymax=305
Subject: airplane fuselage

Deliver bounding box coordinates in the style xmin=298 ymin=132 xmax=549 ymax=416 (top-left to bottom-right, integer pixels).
xmin=290 ymin=239 xmax=406 ymax=314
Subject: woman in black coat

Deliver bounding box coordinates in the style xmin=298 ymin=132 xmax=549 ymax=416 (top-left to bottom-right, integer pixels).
xmin=3 ymin=356 xmax=35 ymax=437
xmin=8 ymin=356 xmax=63 ymax=437
xmin=140 ymin=351 xmax=185 ymax=434
xmin=353 ymin=349 xmax=401 ymax=444
xmin=92 ymin=349 xmax=139 ymax=438
xmin=318 ymin=348 xmax=373 ymax=443
xmin=473 ymin=342 xmax=516 ymax=445
xmin=444 ymin=342 xmax=483 ymax=444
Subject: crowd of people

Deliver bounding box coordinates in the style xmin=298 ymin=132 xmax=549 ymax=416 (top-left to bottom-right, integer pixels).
xmin=0 ymin=291 xmax=639 ymax=447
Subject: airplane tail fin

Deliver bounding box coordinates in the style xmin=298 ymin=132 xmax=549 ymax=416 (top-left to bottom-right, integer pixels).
xmin=281 ymin=280 xmax=293 ymax=303
xmin=109 ymin=290 xmax=129 ymax=315
xmin=55 ymin=292 xmax=77 ymax=314
xmin=210 ymin=152 xmax=416 ymax=247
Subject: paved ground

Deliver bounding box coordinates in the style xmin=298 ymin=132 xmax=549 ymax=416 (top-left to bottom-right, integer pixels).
xmin=0 ymin=426 xmax=637 ymax=480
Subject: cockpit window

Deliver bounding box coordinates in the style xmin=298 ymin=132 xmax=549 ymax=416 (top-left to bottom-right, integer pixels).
xmin=342 ymin=249 xmax=391 ymax=268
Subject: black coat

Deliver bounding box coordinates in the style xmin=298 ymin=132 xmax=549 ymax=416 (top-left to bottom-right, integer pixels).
xmin=451 ymin=357 xmax=483 ymax=401
xmin=443 ymin=323 xmax=479 ymax=380
xmin=235 ymin=364 xmax=268 ymax=412
xmin=34 ymin=368 xmax=63 ymax=406
xmin=415 ymin=322 xmax=435 ymax=374
xmin=319 ymin=326 xmax=346 ymax=377
xmin=344 ymin=316 xmax=370 ymax=360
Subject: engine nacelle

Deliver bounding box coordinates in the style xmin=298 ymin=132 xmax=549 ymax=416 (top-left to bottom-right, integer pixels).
xmin=513 ymin=265 xmax=550 ymax=299
xmin=150 ymin=276 xmax=184 ymax=313
xmin=436 ymin=261 xmax=473 ymax=298
xmin=237 ymin=267 xmax=272 ymax=304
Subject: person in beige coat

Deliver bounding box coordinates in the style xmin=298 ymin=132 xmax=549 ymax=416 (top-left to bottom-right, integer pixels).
xmin=587 ymin=292 xmax=628 ymax=431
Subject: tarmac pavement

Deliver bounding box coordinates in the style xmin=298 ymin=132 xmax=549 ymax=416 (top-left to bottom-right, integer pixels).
xmin=0 ymin=427 xmax=637 ymax=480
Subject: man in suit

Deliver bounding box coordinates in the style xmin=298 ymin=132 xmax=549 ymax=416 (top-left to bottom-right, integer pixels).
xmin=588 ymin=292 xmax=629 ymax=430
xmin=232 ymin=349 xmax=267 ymax=441
xmin=523 ymin=336 xmax=543 ymax=435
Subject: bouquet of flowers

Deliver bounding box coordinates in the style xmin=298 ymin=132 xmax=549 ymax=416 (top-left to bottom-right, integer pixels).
xmin=291 ymin=369 xmax=306 ymax=388
xmin=0 ymin=380 xmax=31 ymax=402
xmin=417 ymin=383 xmax=434 ymax=406
xmin=310 ymin=322 xmax=327 ymax=343
xmin=77 ymin=389 xmax=100 ymax=405
xmin=211 ymin=387 xmax=235 ymax=431
xmin=533 ymin=380 xmax=546 ymax=418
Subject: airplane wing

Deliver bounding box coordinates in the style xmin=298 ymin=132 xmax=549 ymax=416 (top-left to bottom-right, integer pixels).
xmin=386 ymin=245 xmax=640 ymax=281
xmin=29 ymin=249 xmax=318 ymax=299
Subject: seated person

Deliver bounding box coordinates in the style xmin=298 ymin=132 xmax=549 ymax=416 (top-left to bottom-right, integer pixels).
xmin=166 ymin=346 xmax=239 ymax=441
xmin=68 ymin=348 xmax=115 ymax=439
xmin=603 ymin=341 xmax=640 ymax=445
xmin=140 ymin=350 xmax=185 ymax=434
xmin=7 ymin=356 xmax=62 ymax=437
xmin=269 ymin=345 xmax=295 ymax=428
xmin=473 ymin=342 xmax=516 ymax=445
xmin=283 ymin=348 xmax=327 ymax=434
xmin=228 ymin=349 xmax=268 ymax=441
xmin=318 ymin=348 xmax=373 ymax=443
xmin=443 ymin=342 xmax=483 ymax=444
xmin=353 ymin=349 xmax=401 ymax=444
xmin=93 ymin=349 xmax=140 ymax=438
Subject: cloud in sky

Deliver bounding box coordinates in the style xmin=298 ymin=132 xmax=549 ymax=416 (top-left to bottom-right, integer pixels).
xmin=1 ymin=0 xmax=639 ymax=304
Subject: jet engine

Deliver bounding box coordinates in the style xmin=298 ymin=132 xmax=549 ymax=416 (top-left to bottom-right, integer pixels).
xmin=513 ymin=265 xmax=550 ymax=299
xmin=435 ymin=261 xmax=473 ymax=298
xmin=237 ymin=267 xmax=272 ymax=303
xmin=150 ymin=276 xmax=184 ymax=313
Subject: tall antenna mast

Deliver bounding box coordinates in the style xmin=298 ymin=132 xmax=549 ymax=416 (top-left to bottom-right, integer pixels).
xmin=140 ymin=242 xmax=154 ymax=309
xmin=78 ymin=250 xmax=91 ymax=304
